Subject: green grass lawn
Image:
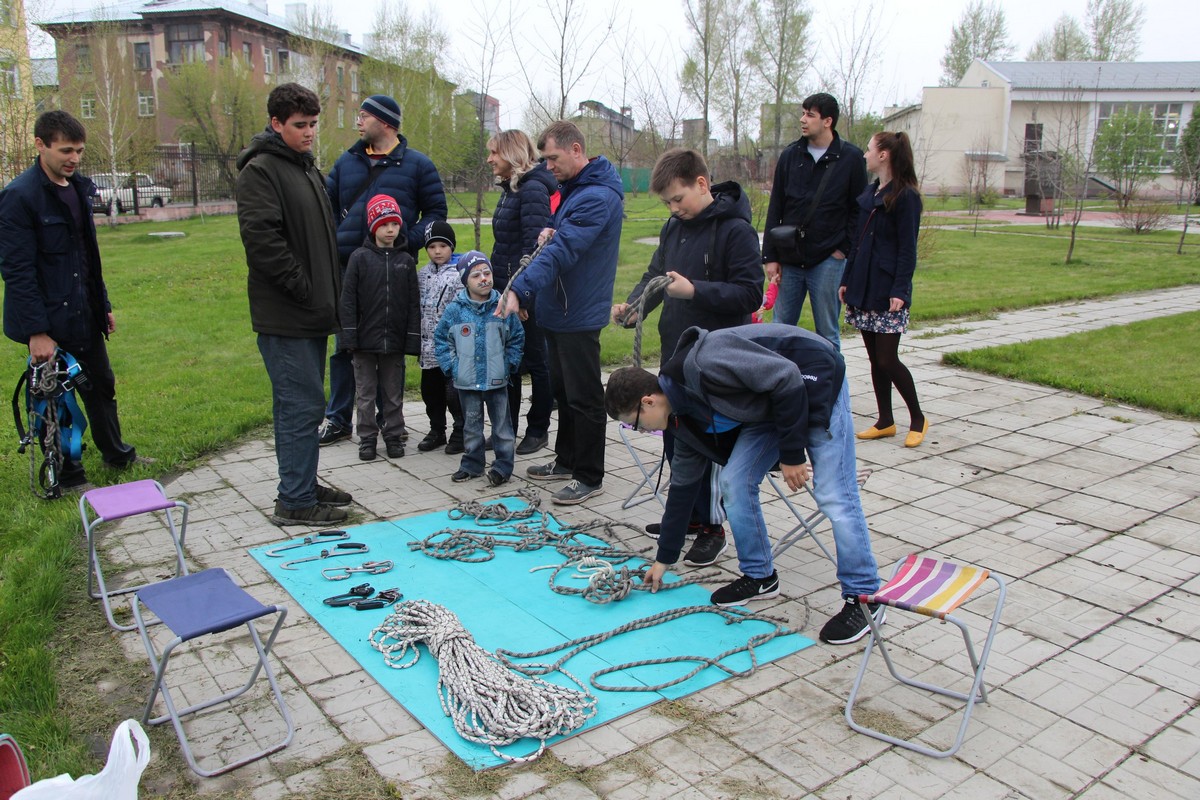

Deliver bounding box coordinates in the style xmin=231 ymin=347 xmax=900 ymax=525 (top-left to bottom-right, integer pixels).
xmin=0 ymin=204 xmax=1197 ymax=781
xmin=943 ymin=312 xmax=1200 ymax=419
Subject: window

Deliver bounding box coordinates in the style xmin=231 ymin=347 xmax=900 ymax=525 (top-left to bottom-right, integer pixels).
xmin=242 ymin=42 xmax=252 ymax=67
xmin=166 ymin=23 xmax=204 ymax=64
xmin=263 ymin=46 xmax=273 ymax=74
xmin=0 ymin=61 xmax=18 ymax=97
xmin=80 ymin=94 xmax=96 ymax=119
xmin=134 ymin=42 xmax=151 ymax=71
xmin=350 ymin=69 xmax=358 ymax=93
xmin=138 ymin=91 xmax=155 ymax=117
xmin=277 ymin=50 xmax=289 ymax=74
xmin=336 ymin=65 xmax=344 ymax=88
xmin=1024 ymin=123 xmax=1043 ymax=154
xmin=76 ymin=44 xmax=92 ymax=73
xmin=1096 ymin=102 xmax=1184 ymax=167
xmin=338 ymin=104 xmax=345 ymax=128
xmin=217 ymin=35 xmax=228 ymax=59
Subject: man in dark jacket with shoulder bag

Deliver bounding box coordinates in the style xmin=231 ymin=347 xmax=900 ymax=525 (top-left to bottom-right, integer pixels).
xmin=762 ymin=93 xmax=866 ymax=350
xmin=236 ymin=82 xmax=351 ymax=526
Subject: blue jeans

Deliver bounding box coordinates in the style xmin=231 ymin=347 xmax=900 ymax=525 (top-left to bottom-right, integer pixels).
xmin=718 ymin=380 xmax=879 ymax=597
xmin=460 ymin=387 xmax=514 ymax=477
xmin=325 ymin=343 xmax=354 ymax=430
xmin=258 ymin=334 xmax=327 ymax=509
xmin=775 ymin=254 xmax=845 ymax=349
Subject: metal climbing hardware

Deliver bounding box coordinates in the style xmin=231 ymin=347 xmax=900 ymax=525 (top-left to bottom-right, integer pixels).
xmin=11 ymin=350 xmax=89 ymax=499
xmin=352 ymin=588 xmax=402 ymax=610
xmin=323 ymin=583 xmax=375 ymax=607
xmin=280 ymin=542 xmax=369 ymax=570
xmin=263 ymin=529 xmax=349 ymax=557
xmin=322 ymin=560 xmax=395 ymax=580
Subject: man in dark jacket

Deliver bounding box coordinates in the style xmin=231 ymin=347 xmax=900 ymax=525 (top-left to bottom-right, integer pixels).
xmin=0 ymin=110 xmax=141 ymax=489
xmin=319 ymin=94 xmax=448 ymax=446
xmin=762 ymin=93 xmax=866 ymax=350
xmin=498 ymin=121 xmax=624 ymax=506
xmin=604 ymin=324 xmax=884 ymax=645
xmin=236 ymin=82 xmax=351 ymax=526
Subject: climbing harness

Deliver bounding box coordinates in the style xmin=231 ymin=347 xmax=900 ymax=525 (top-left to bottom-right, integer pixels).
xmin=12 ymin=350 xmax=89 ymax=499
xmin=322 ymin=560 xmax=394 ymax=580
xmin=280 ymin=542 xmax=369 ymax=570
xmin=495 ymin=603 xmax=805 ymax=692
xmin=264 ymin=529 xmax=349 ymax=557
xmin=369 ymin=599 xmax=597 ymax=763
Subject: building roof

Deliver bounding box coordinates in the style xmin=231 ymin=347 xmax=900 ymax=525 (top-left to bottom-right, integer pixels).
xmin=979 ymin=60 xmax=1200 ymax=92
xmin=39 ymin=0 xmax=364 ymax=54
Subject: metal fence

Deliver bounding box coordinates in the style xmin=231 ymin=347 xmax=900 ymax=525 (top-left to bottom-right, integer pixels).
xmin=82 ymin=144 xmax=239 ymax=211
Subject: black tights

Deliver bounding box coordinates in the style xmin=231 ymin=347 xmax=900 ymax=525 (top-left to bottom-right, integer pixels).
xmin=860 ymin=331 xmax=924 ymax=430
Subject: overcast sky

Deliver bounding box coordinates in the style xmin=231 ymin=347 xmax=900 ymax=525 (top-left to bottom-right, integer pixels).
xmin=39 ymin=0 xmax=1200 ymax=136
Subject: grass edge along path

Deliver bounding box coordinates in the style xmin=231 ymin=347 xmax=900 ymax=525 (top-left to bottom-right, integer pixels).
xmin=943 ymin=310 xmax=1200 ymax=420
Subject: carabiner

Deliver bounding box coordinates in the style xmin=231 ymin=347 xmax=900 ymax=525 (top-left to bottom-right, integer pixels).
xmin=264 ymin=529 xmax=349 ymax=557
xmin=280 ymin=542 xmax=369 ymax=570
xmin=322 ymin=560 xmax=395 ymax=580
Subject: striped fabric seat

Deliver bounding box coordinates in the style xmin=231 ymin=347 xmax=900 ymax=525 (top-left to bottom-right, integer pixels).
xmin=862 ymin=554 xmax=990 ymax=620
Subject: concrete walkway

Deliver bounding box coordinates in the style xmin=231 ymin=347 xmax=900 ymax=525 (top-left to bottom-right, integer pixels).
xmin=107 ymin=288 xmax=1200 ymax=798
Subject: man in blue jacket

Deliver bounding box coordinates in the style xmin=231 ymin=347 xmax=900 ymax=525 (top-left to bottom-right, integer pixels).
xmin=0 ymin=110 xmax=141 ymax=489
xmin=497 ymin=121 xmax=623 ymax=505
xmin=604 ymin=324 xmax=884 ymax=645
xmin=320 ymin=94 xmax=448 ymax=446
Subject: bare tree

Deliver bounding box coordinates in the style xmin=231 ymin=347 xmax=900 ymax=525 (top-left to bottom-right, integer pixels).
xmin=749 ymin=0 xmax=812 ymax=151
xmin=680 ymin=0 xmax=730 ymax=158
xmin=712 ymin=0 xmax=757 ymax=160
xmin=1175 ymin=111 xmax=1200 ymax=254
xmin=821 ymin=0 xmax=888 ymax=147
xmin=1086 ymin=0 xmax=1145 ymax=61
xmin=939 ymin=1 xmax=1014 ymax=86
xmin=630 ymin=56 xmax=690 ymax=161
xmin=284 ymin=2 xmax=343 ymax=167
xmin=1027 ymin=14 xmax=1091 ymax=61
xmin=452 ymin=0 xmax=505 ymax=248
xmin=516 ymin=0 xmax=615 ymax=122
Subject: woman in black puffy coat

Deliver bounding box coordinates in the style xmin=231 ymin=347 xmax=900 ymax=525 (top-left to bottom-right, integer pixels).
xmin=487 ymin=130 xmax=557 ymax=454
xmin=839 ymin=131 xmax=928 ymax=448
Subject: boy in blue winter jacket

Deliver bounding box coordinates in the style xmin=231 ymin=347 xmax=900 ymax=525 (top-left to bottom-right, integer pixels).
xmin=339 ymin=194 xmax=419 ymax=461
xmin=435 ymin=252 xmax=524 ymax=486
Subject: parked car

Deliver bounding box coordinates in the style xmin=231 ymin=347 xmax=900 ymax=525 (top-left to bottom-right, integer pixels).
xmin=89 ymin=172 xmax=173 ymax=214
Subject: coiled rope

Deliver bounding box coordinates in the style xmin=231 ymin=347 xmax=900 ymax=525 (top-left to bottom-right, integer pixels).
xmin=368 ymin=599 xmax=597 ymax=763
xmin=447 ymin=488 xmax=543 ymax=526
xmin=617 ymin=274 xmax=674 ymax=368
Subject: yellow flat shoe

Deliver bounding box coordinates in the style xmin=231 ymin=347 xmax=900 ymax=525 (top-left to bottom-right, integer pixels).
xmin=856 ymin=424 xmax=897 ymax=440
xmin=904 ymin=418 xmax=930 ymax=448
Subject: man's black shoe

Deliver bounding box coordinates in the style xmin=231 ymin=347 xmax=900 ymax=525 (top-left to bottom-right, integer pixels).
xmin=318 ymin=422 xmax=351 ymax=446
xmin=516 ymin=433 xmax=549 ymax=455
xmin=819 ymin=598 xmax=886 ymax=645
xmin=683 ymin=527 xmax=728 ymax=566
xmin=418 ymin=431 xmax=446 ymax=452
xmin=314 ymin=485 xmax=352 ymax=506
xmin=645 ymin=521 xmax=701 ymax=540
xmin=711 ymin=572 xmax=780 ymax=607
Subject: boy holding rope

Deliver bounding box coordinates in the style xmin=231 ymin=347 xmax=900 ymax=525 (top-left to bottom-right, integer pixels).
xmin=610 ymin=148 xmax=763 ymax=567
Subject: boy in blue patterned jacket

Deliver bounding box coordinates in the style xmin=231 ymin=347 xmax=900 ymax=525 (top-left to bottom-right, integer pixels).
xmin=434 ymin=251 xmax=524 ymax=486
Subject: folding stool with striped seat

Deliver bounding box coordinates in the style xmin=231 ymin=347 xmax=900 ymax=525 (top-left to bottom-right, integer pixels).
xmin=845 ymin=553 xmax=1007 ymax=758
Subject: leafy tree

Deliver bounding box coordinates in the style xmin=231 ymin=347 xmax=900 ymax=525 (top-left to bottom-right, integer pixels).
xmin=749 ymin=0 xmax=812 ymax=151
xmin=1026 ymin=14 xmax=1091 ymax=61
xmin=710 ymin=0 xmax=757 ymax=159
xmin=1174 ymin=112 xmax=1200 ymax=253
xmin=1086 ymin=0 xmax=1145 ymax=61
xmin=939 ymin=1 xmax=1013 ymax=86
xmin=1092 ymin=108 xmax=1164 ymax=209
xmin=680 ymin=0 xmax=730 ymax=158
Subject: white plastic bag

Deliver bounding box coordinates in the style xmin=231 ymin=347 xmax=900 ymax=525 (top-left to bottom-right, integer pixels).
xmin=13 ymin=719 xmax=150 ymax=800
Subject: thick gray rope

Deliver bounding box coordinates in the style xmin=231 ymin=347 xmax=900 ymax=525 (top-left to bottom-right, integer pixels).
xmin=496 ymin=603 xmax=806 ymax=692
xmin=368 ymin=599 xmax=597 ymax=763
xmin=617 ymin=274 xmax=673 ymax=368
xmin=448 ymin=488 xmax=543 ymax=526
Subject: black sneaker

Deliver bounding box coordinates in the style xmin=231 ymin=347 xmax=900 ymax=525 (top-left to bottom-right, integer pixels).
xmin=819 ymin=598 xmax=886 ymax=645
xmin=418 ymin=431 xmax=446 ymax=452
xmin=552 ymin=480 xmax=603 ymax=505
xmin=359 ymin=438 xmax=377 ymax=461
xmin=711 ymin=572 xmax=780 ymax=607
xmin=516 ymin=432 xmax=548 ymax=455
xmin=445 ymin=431 xmax=465 ymax=455
xmin=318 ymin=421 xmax=351 ymax=446
xmin=645 ymin=521 xmax=702 ymax=540
xmin=270 ymin=501 xmax=349 ymax=526
xmin=385 ymin=439 xmax=405 ymax=459
xmin=527 ymin=461 xmax=572 ymax=481
xmin=487 ymin=469 xmax=509 ymax=487
xmin=314 ymin=485 xmax=352 ymax=506
xmin=683 ymin=527 xmax=728 ymax=566
xmin=452 ymin=469 xmax=479 ymax=483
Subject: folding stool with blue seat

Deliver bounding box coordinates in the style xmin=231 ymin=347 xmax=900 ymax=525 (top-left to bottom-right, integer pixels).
xmin=133 ymin=568 xmax=294 ymax=776
xmin=78 ymin=479 xmax=189 ymax=631
xmin=845 ymin=553 xmax=1007 ymax=758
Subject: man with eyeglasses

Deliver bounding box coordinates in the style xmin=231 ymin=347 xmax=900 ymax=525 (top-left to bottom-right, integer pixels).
xmin=320 ymin=94 xmax=448 ymax=447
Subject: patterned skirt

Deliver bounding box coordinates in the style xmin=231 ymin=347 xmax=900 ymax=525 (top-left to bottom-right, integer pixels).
xmin=845 ymin=305 xmax=909 ymax=334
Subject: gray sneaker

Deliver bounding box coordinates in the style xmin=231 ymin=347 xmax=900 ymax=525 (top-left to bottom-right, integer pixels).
xmin=270 ymin=501 xmax=349 ymax=526
xmin=526 ymin=461 xmax=572 ymax=481
xmin=552 ymin=480 xmax=603 ymax=505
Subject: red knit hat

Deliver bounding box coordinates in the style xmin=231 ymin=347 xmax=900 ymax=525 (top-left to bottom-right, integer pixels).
xmin=366 ymin=194 xmax=403 ymax=234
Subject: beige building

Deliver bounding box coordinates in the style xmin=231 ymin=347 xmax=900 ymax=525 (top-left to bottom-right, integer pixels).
xmin=0 ymin=0 xmax=36 ymax=186
xmin=884 ymin=60 xmax=1199 ymax=201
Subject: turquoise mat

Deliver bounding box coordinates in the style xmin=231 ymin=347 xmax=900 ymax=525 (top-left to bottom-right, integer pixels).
xmin=250 ymin=502 xmax=813 ymax=769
